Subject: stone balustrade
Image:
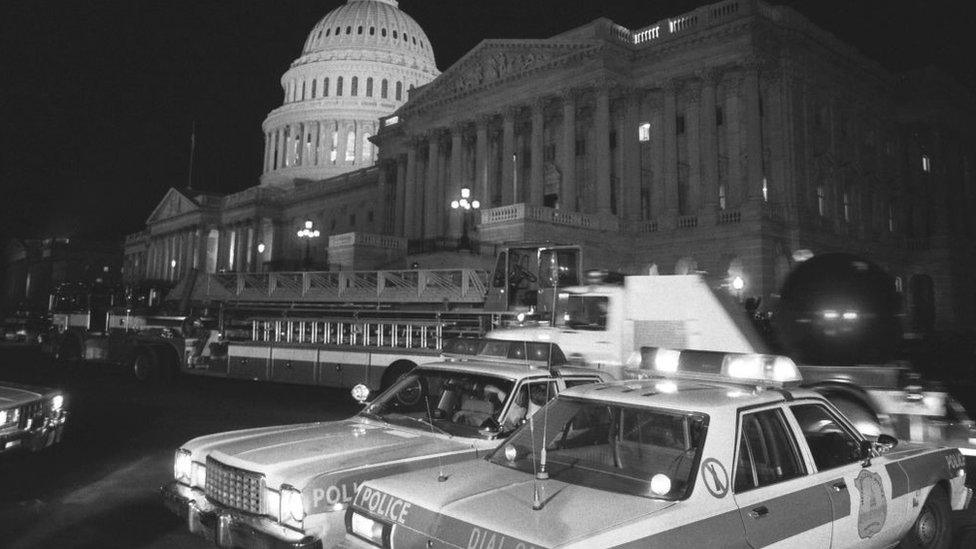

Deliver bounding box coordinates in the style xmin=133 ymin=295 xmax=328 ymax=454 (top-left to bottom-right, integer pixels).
xmin=480 ymin=203 xmax=620 ymax=232
xmin=328 ymin=231 xmax=406 ymax=249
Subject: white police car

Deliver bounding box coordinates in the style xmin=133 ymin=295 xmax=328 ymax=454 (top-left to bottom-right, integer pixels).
xmin=345 ymin=347 xmax=972 ymax=548
xmin=161 ymin=338 xmax=611 ymax=548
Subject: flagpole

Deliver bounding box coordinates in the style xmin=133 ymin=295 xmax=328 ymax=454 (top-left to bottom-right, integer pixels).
xmin=187 ymin=121 xmax=197 ymax=191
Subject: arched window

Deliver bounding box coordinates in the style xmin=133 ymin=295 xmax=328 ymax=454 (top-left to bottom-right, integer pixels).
xmin=366 ymin=77 xmax=373 ymax=97
xmin=412 ymin=36 xmax=416 ymax=45
xmin=325 ymin=28 xmax=331 ymax=37
xmin=357 ymin=26 xmax=363 ymax=35
xmin=393 ymin=30 xmax=398 ymax=39
xmin=403 ymin=33 xmax=408 ymax=41
xmin=345 ymin=129 xmax=356 ymax=162
xmin=335 ymin=27 xmax=340 ymax=35
xmin=323 ymin=77 xmax=329 ymax=97
xmin=301 ymin=80 xmax=306 ymax=100
xmin=395 ymin=81 xmax=402 ymax=101
xmin=330 ymin=127 xmax=338 ymax=163
xmin=362 ymin=132 xmax=372 ymax=161
xmin=311 ymin=79 xmax=317 ymax=98
xmin=351 ymin=76 xmax=358 ymax=96
xmin=381 ymin=79 xmax=388 ymax=99
xmin=345 ymin=26 xmax=351 ymax=34
xmin=381 ymin=28 xmax=387 ymax=37
xmin=337 ymin=76 xmax=344 ymax=96
xmin=408 ymin=83 xmax=414 ymax=90
xmin=369 ymin=26 xmax=375 ymax=35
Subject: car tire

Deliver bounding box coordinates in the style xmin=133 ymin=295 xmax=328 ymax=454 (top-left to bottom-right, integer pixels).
xmin=901 ymin=485 xmax=952 ymax=549
xmin=132 ymin=348 xmax=160 ymax=383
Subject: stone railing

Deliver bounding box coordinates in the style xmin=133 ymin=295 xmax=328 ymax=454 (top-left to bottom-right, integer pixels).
xmin=480 ymin=203 xmax=619 ymax=232
xmin=631 ymin=0 xmax=749 ymax=46
xmin=676 ymin=215 xmax=699 ymax=229
xmin=718 ymin=210 xmax=742 ymax=224
xmin=328 ymin=232 xmax=406 ymax=250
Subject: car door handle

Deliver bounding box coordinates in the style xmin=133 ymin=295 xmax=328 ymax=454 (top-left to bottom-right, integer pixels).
xmin=748 ymin=506 xmax=769 ymax=520
xmin=832 ymin=481 xmax=847 ymax=492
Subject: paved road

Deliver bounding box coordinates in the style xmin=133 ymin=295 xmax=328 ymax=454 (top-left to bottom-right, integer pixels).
xmin=0 ymin=346 xmax=359 ymax=548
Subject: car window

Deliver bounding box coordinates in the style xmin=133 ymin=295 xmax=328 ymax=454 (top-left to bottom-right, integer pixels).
xmin=564 ymin=377 xmax=602 ymax=389
xmin=734 ymin=409 xmax=805 ymax=492
xmin=789 ymin=403 xmax=862 ymax=471
xmin=501 ymin=380 xmax=558 ymax=431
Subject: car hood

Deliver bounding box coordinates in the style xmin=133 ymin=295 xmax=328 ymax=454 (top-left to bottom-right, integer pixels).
xmin=184 ymin=417 xmax=489 ymax=515
xmin=0 ymin=383 xmax=52 ymax=407
xmin=356 ymin=461 xmax=675 ymax=548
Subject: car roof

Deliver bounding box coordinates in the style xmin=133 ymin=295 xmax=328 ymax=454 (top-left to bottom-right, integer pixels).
xmin=558 ymin=378 xmax=822 ymax=415
xmin=420 ymin=360 xmax=604 ymax=381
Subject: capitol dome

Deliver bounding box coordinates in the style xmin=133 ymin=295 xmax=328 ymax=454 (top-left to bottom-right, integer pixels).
xmin=260 ymin=0 xmax=439 ymax=187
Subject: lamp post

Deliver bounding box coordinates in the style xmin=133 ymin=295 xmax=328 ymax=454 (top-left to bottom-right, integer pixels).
xmin=296 ymin=220 xmax=320 ymax=269
xmin=450 ymin=187 xmax=480 ymax=251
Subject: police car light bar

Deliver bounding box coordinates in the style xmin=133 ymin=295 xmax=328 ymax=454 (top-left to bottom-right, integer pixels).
xmin=637 ymin=347 xmax=802 ymax=387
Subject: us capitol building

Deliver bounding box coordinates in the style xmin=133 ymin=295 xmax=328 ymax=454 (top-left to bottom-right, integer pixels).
xmin=125 ymin=0 xmax=976 ymax=331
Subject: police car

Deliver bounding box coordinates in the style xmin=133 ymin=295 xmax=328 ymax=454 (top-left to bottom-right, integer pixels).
xmin=345 ymin=347 xmax=972 ymax=548
xmin=161 ymin=338 xmax=611 ymax=548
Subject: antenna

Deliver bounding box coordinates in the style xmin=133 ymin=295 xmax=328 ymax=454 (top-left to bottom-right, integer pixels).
xmin=528 ymin=407 xmax=543 ymax=510
xmin=537 ymin=378 xmax=550 ymax=481
xmin=549 ymin=251 xmax=559 ymax=327
xmin=424 ymin=394 xmax=448 ymax=482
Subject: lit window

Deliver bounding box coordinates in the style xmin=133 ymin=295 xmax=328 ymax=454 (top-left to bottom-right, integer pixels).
xmin=762 ymin=177 xmax=768 ymax=203
xmin=817 ymin=185 xmax=825 ymax=216
xmin=922 ymin=154 xmax=931 ymax=172
xmin=638 ymin=122 xmax=650 ymax=142
xmin=842 ymin=191 xmax=850 ymax=222
xmin=330 ymin=130 xmax=338 ymax=163
xmin=362 ymin=132 xmax=372 ymax=161
xmin=888 ymin=203 xmax=894 ymax=232
xmin=345 ymin=130 xmax=356 ymax=161
xmin=719 ymin=184 xmax=726 ymax=210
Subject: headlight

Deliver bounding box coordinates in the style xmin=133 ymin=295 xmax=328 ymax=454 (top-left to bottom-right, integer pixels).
xmin=174 ymin=449 xmax=192 ymax=483
xmin=280 ymin=485 xmax=305 ymax=523
xmin=350 ymin=511 xmax=388 ymax=546
xmin=0 ymin=409 xmax=6 ymax=425
xmin=51 ymin=394 xmax=64 ymax=412
xmin=191 ymin=461 xmax=207 ymax=488
xmin=0 ymin=408 xmax=17 ymax=426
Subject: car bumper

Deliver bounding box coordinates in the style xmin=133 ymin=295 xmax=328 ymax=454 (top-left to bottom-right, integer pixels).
xmin=0 ymin=410 xmax=67 ymax=453
xmin=161 ymin=482 xmax=322 ymax=549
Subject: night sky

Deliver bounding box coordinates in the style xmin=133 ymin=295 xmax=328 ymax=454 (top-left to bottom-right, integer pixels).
xmin=1 ymin=0 xmax=973 ymax=242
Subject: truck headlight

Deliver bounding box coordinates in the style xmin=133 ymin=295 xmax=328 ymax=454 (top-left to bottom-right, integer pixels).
xmin=51 ymin=394 xmax=64 ymax=412
xmin=174 ymin=449 xmax=192 ymax=483
xmin=280 ymin=485 xmax=305 ymax=523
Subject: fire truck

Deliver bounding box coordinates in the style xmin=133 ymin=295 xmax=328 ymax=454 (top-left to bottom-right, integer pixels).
xmin=485 ymin=254 xmax=976 ymax=458
xmin=42 ymin=243 xmax=584 ymax=389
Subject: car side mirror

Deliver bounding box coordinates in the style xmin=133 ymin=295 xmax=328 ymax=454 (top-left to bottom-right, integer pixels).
xmin=859 ymin=440 xmax=874 ymax=466
xmin=876 ymin=434 xmax=898 ymax=453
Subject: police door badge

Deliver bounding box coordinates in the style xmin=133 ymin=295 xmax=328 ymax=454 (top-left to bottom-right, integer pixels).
xmin=854 ymin=469 xmax=887 ymax=538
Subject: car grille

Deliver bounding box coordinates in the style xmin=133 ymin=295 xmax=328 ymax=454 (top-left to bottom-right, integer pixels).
xmin=205 ymin=457 xmax=264 ymax=514
xmin=18 ymin=401 xmax=43 ymax=429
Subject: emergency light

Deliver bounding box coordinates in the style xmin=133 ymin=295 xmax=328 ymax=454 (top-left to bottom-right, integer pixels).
xmin=636 ymin=346 xmax=802 ymax=387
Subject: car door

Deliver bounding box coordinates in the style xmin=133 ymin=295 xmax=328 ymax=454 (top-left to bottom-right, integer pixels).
xmin=785 ymin=401 xmax=906 ymax=549
xmin=732 ymin=406 xmax=833 ymax=547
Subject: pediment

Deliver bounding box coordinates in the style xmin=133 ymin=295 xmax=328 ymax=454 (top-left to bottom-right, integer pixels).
xmin=146 ymin=188 xmax=200 ymax=224
xmin=409 ymin=40 xmax=601 ymax=107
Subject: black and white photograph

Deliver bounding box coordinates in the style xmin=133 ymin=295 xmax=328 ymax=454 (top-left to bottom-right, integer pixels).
xmin=3 ymin=1 xmax=976 ymax=547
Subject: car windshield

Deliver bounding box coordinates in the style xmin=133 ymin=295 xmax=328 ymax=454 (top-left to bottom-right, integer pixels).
xmin=361 ymin=369 xmax=516 ymax=438
xmin=489 ymin=397 xmax=708 ymax=500
xmin=554 ymin=295 xmax=608 ymax=330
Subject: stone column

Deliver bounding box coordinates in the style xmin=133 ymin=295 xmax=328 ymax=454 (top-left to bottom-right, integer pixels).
xmin=475 ymin=116 xmax=489 ymax=205
xmin=699 ymin=70 xmax=720 ymax=209
xmin=560 ymin=89 xmax=577 ymax=211
xmin=425 ymin=130 xmax=441 ymax=239
xmin=501 ymin=107 xmax=517 ymax=204
xmin=663 ymin=81 xmax=678 ymax=216
xmin=725 ymin=77 xmax=743 ymax=205
xmin=395 ymin=155 xmax=407 ymax=236
xmin=276 ymin=128 xmax=286 ymax=170
xmin=685 ymin=81 xmax=702 ymax=214
xmin=404 ymin=139 xmax=419 ymax=239
xmin=594 ymin=85 xmax=612 ymax=215
xmin=530 ymin=98 xmax=545 ymax=206
xmin=449 ymin=123 xmax=464 ymax=238
xmin=744 ymin=61 xmax=764 ymax=200
xmin=377 ymin=160 xmax=390 ymax=233
xmin=337 ymin=121 xmax=348 ymax=165
xmin=621 ymin=90 xmax=642 ymax=221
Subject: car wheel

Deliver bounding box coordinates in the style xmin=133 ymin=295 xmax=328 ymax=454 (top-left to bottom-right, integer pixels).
xmin=901 ymin=486 xmax=951 ymax=549
xmin=132 ymin=349 xmax=159 ymax=383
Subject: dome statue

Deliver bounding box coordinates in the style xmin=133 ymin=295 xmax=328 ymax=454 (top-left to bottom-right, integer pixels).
xmin=260 ymin=0 xmax=438 ymax=187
